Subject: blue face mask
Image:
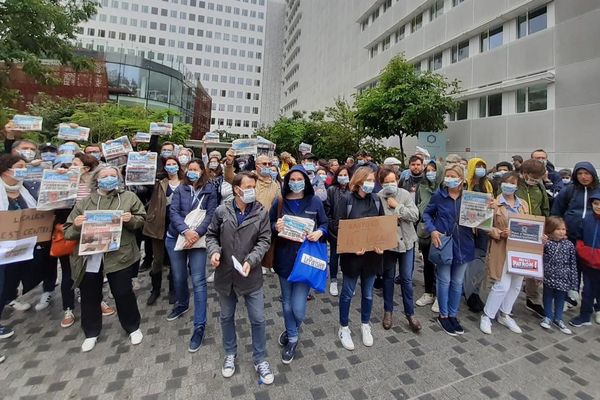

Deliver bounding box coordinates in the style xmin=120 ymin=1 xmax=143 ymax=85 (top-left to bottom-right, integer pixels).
xmin=260 ymin=167 xmax=271 ymax=177
xmin=426 ymin=171 xmax=437 ymax=182
xmin=444 ymin=177 xmax=462 ymax=189
xmin=337 ymin=175 xmax=349 ymax=185
xmin=161 ymin=150 xmax=173 ymax=158
xmin=357 ymin=159 xmax=366 ymax=166
xmin=289 ymin=180 xmax=305 ymax=193
xmin=186 ymin=171 xmax=200 ymax=182
xmin=475 ymin=167 xmax=487 ymax=178
xmin=165 ymin=165 xmax=179 ymax=175
xmin=382 ymin=183 xmax=397 ymax=196
xmin=270 ymin=170 xmax=279 ymax=180
xmin=303 ymin=163 xmax=315 ymax=172
xmin=362 ymin=181 xmax=375 ymax=194
xmin=41 ymin=152 xmax=57 ymax=162
xmin=98 ymin=176 xmax=119 ymax=191
xmin=89 ymin=152 xmax=102 ymax=161
xmin=501 ymin=182 xmax=518 ymax=195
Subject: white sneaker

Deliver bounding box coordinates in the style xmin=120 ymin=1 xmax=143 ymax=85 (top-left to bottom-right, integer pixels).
xmin=8 ymin=300 xmax=31 ymax=311
xmin=207 ymin=272 xmax=215 ymax=283
xmin=132 ymin=278 xmax=141 ymax=291
xmin=222 ymin=355 xmax=236 ymax=378
xmin=261 ymin=267 xmax=269 ymax=275
xmin=81 ymin=337 xmax=97 ymax=352
xmin=338 ymin=326 xmax=355 ymax=351
xmin=416 ymin=293 xmax=435 ymax=307
xmin=554 ymin=320 xmax=572 ymax=335
xmin=497 ymin=314 xmax=522 ymax=334
xmin=329 ymin=281 xmax=338 ymax=296
xmin=431 ymin=298 xmax=439 ymax=313
xmin=108 ymin=290 xmax=114 ymax=299
xmin=129 ymin=329 xmax=143 ymax=345
xmin=361 ymin=323 xmax=373 ymax=347
xmin=540 ymin=317 xmax=552 ymax=330
xmin=595 ymin=311 xmax=600 ymax=325
xmin=480 ymin=315 xmax=492 ymax=334
xmin=35 ymin=292 xmax=53 ymax=311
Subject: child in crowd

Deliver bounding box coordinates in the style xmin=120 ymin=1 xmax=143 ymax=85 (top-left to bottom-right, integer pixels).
xmin=570 ymin=193 xmax=600 ymax=327
xmin=540 ymin=216 xmax=578 ymax=334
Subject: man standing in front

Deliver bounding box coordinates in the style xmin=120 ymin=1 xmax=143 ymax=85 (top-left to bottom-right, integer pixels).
xmin=206 ymin=171 xmax=274 ymax=385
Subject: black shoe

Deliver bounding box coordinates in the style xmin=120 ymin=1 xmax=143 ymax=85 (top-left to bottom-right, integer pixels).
xmin=526 ymin=299 xmax=545 ymax=318
xmin=566 ymin=296 xmax=578 ymax=308
xmin=168 ymin=291 xmax=176 ymax=305
xmin=278 ymin=330 xmax=289 ymax=347
xmin=449 ymin=317 xmax=464 ymax=335
xmin=306 ymin=294 xmax=315 ymax=301
xmin=467 ymin=293 xmax=484 ymax=313
xmin=189 ymin=325 xmax=205 ymax=353
xmin=146 ymin=291 xmax=160 ymax=306
xmin=166 ymin=306 xmax=189 ymax=321
xmin=373 ymin=277 xmax=383 ymax=290
xmin=281 ymin=341 xmax=298 ymax=364
xmin=437 ymin=317 xmax=457 ymax=336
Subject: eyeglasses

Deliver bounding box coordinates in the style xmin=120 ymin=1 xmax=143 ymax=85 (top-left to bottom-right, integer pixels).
xmin=257 ymin=162 xmax=273 ymax=167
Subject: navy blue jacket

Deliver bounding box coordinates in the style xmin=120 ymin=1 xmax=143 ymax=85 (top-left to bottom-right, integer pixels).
xmin=423 ymin=187 xmax=475 ymax=266
xmin=270 ymin=166 xmax=328 ymax=279
xmin=551 ymin=161 xmax=599 ymax=242
xmin=168 ymin=182 xmax=218 ymax=238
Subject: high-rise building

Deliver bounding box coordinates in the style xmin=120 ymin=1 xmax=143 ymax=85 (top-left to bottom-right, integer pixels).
xmin=77 ymin=0 xmax=284 ymax=136
xmin=279 ymin=0 xmax=600 ymax=167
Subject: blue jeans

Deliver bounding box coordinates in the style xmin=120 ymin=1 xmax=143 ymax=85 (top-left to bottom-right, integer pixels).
xmin=339 ymin=274 xmax=377 ymax=326
xmin=580 ymin=267 xmax=600 ymax=320
xmin=436 ymin=262 xmax=469 ymax=317
xmin=278 ymin=276 xmax=310 ymax=342
xmin=0 ymin=264 xmax=5 ymax=320
xmin=328 ymin=240 xmax=339 ymax=281
xmin=166 ymin=236 xmax=208 ymax=328
xmin=383 ymin=249 xmax=415 ymax=315
xmin=219 ymin=287 xmax=267 ymax=364
xmin=543 ymin=286 xmax=567 ymax=322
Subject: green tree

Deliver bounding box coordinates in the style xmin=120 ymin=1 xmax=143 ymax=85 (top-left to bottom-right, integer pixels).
xmin=0 ymin=0 xmax=98 ymax=122
xmin=355 ymin=55 xmax=459 ymax=165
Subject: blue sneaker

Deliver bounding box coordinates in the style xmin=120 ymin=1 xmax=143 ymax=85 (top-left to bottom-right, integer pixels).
xmin=437 ymin=317 xmax=457 ymax=336
xmin=569 ymin=316 xmax=592 ymax=328
xmin=0 ymin=325 xmax=14 ymax=340
xmin=189 ymin=325 xmax=205 ymax=353
xmin=449 ymin=317 xmax=464 ymax=335
xmin=166 ymin=305 xmax=189 ymax=321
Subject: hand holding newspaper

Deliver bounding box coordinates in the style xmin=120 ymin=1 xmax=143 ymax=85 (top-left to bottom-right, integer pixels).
xmin=232 ymin=255 xmax=249 ymax=277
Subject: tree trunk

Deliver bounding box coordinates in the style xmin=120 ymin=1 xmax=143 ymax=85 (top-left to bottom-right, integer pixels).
xmin=399 ymin=134 xmax=405 ymax=168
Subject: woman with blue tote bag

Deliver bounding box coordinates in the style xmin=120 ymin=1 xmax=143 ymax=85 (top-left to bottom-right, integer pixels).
xmin=423 ymin=164 xmax=475 ymax=336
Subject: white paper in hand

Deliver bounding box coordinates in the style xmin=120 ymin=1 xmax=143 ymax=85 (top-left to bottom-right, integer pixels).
xmin=232 ymin=256 xmax=248 ymax=277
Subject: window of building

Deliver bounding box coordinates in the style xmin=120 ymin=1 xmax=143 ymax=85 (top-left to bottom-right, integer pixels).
xmin=430 ymin=0 xmax=444 ymax=21
xmin=361 ymin=19 xmax=369 ymax=31
xmin=516 ymin=84 xmax=548 ymax=113
xmin=369 ymin=45 xmax=378 ymax=59
xmin=479 ymin=94 xmax=502 ymax=117
xmin=449 ymin=101 xmax=468 ymax=121
xmin=452 ymin=0 xmax=464 ymax=6
xmin=480 ymin=25 xmax=503 ymax=52
xmin=371 ymin=8 xmax=379 ymax=23
xmin=428 ymin=52 xmax=442 ymax=71
xmin=411 ymin=14 xmax=423 ymax=33
xmin=517 ymin=6 xmax=547 ymax=39
xmin=382 ymin=36 xmax=391 ymax=51
xmin=451 ymin=40 xmax=469 ymax=63
xmin=395 ymin=25 xmax=405 ymax=43
xmin=383 ymin=0 xmax=392 ymax=12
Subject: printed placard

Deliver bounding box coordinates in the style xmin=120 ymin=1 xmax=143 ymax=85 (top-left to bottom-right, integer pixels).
xmin=134 ymin=132 xmax=151 ymax=143
xmin=9 ymin=115 xmax=43 ymax=131
xmin=125 ymin=152 xmax=158 ymax=185
xmin=459 ymin=191 xmax=493 ymax=231
xmin=149 ymin=122 xmax=173 ymax=136
xmin=57 ymin=124 xmax=90 ymax=141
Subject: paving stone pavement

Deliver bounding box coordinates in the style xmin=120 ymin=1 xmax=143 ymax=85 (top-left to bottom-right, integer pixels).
xmin=1 ymin=262 xmax=600 ymax=400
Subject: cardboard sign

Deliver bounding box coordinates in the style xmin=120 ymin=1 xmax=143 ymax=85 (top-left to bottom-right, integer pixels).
xmin=337 ymin=215 xmax=398 ymax=254
xmin=506 ymin=214 xmax=546 ymax=279
xmin=0 ymin=209 xmax=55 ymax=242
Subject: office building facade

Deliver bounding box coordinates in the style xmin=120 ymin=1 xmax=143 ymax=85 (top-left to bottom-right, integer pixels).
xmin=280 ymin=0 xmax=600 ymax=167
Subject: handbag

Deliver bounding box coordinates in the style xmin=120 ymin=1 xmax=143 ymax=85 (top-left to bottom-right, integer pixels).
xmin=174 ymin=195 xmax=207 ymax=251
xmin=50 ymin=223 xmax=77 ymax=257
xmin=428 ymin=234 xmax=453 ymax=266
xmin=288 ymin=240 xmax=328 ymax=293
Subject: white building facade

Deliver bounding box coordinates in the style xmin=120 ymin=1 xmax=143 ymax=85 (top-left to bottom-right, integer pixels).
xmin=280 ymin=0 xmax=600 ymax=168
xmin=77 ymin=0 xmax=284 ymax=135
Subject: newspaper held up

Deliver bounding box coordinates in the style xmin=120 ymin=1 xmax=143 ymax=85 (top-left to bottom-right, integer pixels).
xmin=232 ymin=138 xmax=258 ymax=156
xmin=149 ymin=122 xmax=173 ymax=136
xmin=79 ymin=210 xmax=124 ymax=256
xmin=102 ymin=136 xmax=133 ymax=167
xmin=57 ymin=123 xmax=90 ymax=141
xmin=203 ymin=132 xmax=220 ymax=143
xmin=10 ymin=115 xmax=43 ymax=131
xmin=298 ymin=142 xmax=312 ymax=155
xmin=278 ymin=215 xmax=315 ymax=243
xmin=36 ymin=169 xmax=81 ymax=211
xmin=23 ymin=162 xmax=52 ymax=181
xmin=125 ymin=152 xmax=158 ymax=186
xmin=134 ymin=132 xmax=151 ymax=143
xmin=0 ymin=236 xmax=38 ymax=265
xmin=458 ymin=190 xmax=494 ymax=231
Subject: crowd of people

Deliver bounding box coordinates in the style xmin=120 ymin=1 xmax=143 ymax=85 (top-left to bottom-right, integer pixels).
xmin=1 ymin=125 xmax=599 ymax=385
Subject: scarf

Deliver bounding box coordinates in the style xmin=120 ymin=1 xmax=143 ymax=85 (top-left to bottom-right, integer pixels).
xmin=0 ymin=179 xmax=38 ymax=210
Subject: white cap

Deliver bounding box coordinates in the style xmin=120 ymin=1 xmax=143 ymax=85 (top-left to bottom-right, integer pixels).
xmin=384 ymin=157 xmax=402 ymax=166
xmin=415 ymin=146 xmax=431 ymax=158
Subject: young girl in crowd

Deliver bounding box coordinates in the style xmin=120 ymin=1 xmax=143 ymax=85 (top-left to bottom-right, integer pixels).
xmin=541 ymin=216 xmax=578 ymax=334
xmin=480 ymin=172 xmax=529 ymax=335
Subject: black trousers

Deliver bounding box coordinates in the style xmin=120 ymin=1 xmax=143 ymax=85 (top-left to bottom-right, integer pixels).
xmin=80 ymin=262 xmax=140 ymax=338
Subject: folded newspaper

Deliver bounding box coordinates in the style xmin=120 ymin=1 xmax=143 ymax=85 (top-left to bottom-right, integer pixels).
xmin=125 ymin=152 xmax=158 ymax=186
xmin=37 ymin=169 xmax=81 ymax=211
xmin=134 ymin=132 xmax=151 ymax=143
xmin=102 ymin=136 xmax=133 ymax=167
xmin=57 ymin=124 xmax=90 ymax=141
xmin=79 ymin=210 xmax=123 ymax=256
xmin=279 ymin=215 xmax=315 ymax=243
xmin=10 ymin=115 xmax=43 ymax=131
xmin=232 ymin=138 xmax=258 ymax=156
xmin=149 ymin=122 xmax=173 ymax=136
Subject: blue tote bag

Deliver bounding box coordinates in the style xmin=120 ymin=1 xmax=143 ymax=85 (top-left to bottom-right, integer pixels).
xmin=288 ymin=240 xmax=328 ymax=293
xmin=428 ymin=234 xmax=453 ymax=266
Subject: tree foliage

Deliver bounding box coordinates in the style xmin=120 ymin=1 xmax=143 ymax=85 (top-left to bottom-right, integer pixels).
xmin=0 ymin=0 xmax=98 ymax=116
xmin=355 ymin=55 xmax=459 ymax=164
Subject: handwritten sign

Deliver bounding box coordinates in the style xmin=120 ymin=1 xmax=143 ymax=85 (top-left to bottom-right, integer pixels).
xmin=337 ymin=215 xmax=397 ymax=254
xmin=0 ymin=209 xmax=55 ymax=242
xmin=506 ymin=214 xmax=546 ymax=279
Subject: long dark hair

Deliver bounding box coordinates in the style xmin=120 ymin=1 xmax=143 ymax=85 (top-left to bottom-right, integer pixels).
xmin=183 ymin=158 xmax=208 ymax=188
xmin=332 ymin=165 xmax=351 ymax=186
